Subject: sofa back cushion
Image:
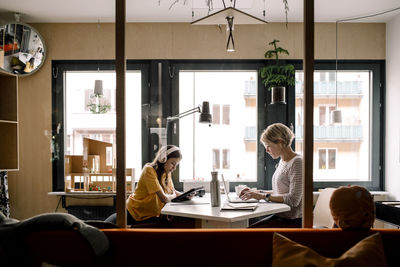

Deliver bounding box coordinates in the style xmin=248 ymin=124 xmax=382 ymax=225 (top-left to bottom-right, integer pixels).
xmin=272 ymin=232 xmax=387 ymax=267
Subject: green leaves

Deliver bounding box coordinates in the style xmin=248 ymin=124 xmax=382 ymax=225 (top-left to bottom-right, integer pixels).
xmin=260 ymin=64 xmax=295 ymax=90
xmin=260 ymin=39 xmax=294 ymax=90
xmin=87 ymin=94 xmax=112 ymax=114
xmin=87 ymin=103 xmax=111 ymax=114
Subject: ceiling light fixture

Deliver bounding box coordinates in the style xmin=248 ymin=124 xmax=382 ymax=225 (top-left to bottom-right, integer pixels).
xmin=331 ymin=6 xmax=400 ymax=124
xmin=225 ymin=16 xmax=234 ymax=52
xmin=191 ymin=1 xmax=267 ymax=52
xmin=331 ymin=20 xmax=342 ymax=124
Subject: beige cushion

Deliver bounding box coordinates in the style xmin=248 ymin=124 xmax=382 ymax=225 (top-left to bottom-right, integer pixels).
xmin=272 ymin=232 xmax=387 ymax=267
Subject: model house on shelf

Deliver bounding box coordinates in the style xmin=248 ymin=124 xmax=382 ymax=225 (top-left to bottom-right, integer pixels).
xmin=64 ymin=137 xmax=135 ymax=193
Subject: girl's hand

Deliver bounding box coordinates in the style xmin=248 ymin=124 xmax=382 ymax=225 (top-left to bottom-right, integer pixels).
xmin=186 ymin=192 xmax=196 ymax=200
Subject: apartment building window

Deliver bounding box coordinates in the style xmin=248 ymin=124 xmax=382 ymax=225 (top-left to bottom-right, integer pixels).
xmin=212 ymin=148 xmax=230 ymax=170
xmin=318 ymin=149 xmax=336 ymax=169
xmin=212 ymin=104 xmax=220 ymax=124
xmin=212 ymin=104 xmax=231 ymax=125
xmin=222 ymin=149 xmax=230 ymax=169
xmin=319 ymin=105 xmax=335 ymax=125
xmin=222 ymin=105 xmax=230 ymax=125
xmin=212 ymin=149 xmax=220 ymax=169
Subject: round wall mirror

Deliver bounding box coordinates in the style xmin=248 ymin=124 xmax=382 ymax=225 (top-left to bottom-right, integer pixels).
xmin=0 ymin=22 xmax=46 ymax=76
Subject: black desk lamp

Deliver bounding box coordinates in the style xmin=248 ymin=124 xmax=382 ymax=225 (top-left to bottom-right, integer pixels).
xmin=166 ymin=101 xmax=212 ymax=127
xmin=164 ymin=101 xmax=212 ymax=179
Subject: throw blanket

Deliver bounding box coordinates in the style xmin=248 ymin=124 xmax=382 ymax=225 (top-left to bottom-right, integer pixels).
xmin=0 ymin=212 xmax=109 ymax=266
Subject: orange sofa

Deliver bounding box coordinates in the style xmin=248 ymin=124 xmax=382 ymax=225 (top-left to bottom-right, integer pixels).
xmin=20 ymin=228 xmax=400 ymax=267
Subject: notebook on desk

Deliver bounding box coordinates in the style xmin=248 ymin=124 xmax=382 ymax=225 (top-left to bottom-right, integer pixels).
xmin=220 ymin=202 xmax=258 ymax=211
xmin=221 ymin=174 xmax=259 ymax=203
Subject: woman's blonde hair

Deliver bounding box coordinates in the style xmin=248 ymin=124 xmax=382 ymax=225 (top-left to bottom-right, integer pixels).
xmin=260 ymin=123 xmax=294 ymax=147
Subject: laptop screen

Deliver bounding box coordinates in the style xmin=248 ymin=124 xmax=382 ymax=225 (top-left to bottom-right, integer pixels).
xmin=221 ymin=174 xmax=232 ymax=202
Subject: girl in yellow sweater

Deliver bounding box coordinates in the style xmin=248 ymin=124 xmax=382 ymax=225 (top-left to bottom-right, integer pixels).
xmin=105 ymin=145 xmax=184 ymax=226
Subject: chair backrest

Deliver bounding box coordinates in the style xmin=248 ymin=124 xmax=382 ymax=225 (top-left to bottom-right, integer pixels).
xmin=313 ymin=187 xmax=336 ymax=228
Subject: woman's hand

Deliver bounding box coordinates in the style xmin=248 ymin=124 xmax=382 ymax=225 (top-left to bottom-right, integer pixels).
xmin=240 ymin=188 xmax=264 ymax=201
xmin=239 ymin=187 xmax=251 ymax=197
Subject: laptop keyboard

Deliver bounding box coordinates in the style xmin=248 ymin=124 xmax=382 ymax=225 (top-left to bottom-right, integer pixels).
xmin=228 ymin=194 xmax=259 ymax=203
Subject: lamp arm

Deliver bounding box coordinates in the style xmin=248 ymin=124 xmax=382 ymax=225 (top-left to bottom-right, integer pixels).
xmin=166 ymin=106 xmax=201 ymax=123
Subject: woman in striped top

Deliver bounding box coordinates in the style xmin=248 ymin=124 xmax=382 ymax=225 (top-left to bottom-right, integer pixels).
xmin=240 ymin=123 xmax=303 ymax=228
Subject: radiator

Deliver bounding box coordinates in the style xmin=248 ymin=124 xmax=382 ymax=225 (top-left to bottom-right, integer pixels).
xmin=66 ymin=205 xmax=115 ymax=221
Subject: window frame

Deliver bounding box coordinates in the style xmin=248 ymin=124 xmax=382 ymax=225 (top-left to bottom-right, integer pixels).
xmin=318 ymin=148 xmax=337 ymax=170
xmin=294 ymin=60 xmax=385 ymax=190
xmin=51 ymin=60 xmax=150 ymax=191
xmin=167 ymin=60 xmax=269 ymax=191
xmin=52 ymin=59 xmax=385 ymax=192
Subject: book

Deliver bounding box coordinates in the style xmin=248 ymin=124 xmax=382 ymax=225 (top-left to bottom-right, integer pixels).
xmin=220 ymin=202 xmax=258 ymax=211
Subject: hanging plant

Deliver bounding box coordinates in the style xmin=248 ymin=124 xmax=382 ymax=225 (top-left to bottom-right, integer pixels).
xmin=260 ymin=39 xmax=295 ymax=90
xmin=260 ymin=39 xmax=295 ymax=104
xmin=87 ymin=94 xmax=111 ymax=114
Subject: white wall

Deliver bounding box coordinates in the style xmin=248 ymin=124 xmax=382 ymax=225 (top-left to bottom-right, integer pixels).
xmin=386 ymin=14 xmax=400 ymax=200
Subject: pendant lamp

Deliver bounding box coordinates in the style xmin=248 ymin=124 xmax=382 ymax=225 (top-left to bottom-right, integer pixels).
xmin=331 ymin=21 xmax=342 ymax=124
xmin=191 ymin=6 xmax=267 ymax=52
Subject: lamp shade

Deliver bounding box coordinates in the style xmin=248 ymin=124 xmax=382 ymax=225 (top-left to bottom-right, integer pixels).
xmin=199 ymin=101 xmax=212 ymax=123
xmin=94 ymin=80 xmax=103 ymax=96
xmin=331 ymin=109 xmax=342 ymax=124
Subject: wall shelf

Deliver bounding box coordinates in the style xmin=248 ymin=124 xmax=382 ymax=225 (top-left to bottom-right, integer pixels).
xmin=0 ymin=70 xmax=19 ymax=171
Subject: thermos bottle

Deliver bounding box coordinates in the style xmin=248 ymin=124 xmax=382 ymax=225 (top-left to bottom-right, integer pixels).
xmin=210 ymin=171 xmax=221 ymax=207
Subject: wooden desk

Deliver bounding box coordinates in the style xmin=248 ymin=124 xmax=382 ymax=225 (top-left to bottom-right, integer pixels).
xmin=161 ymin=193 xmax=290 ymax=228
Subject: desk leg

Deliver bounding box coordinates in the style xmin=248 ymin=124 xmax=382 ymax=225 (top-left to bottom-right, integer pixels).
xmin=197 ymin=219 xmax=248 ymax=228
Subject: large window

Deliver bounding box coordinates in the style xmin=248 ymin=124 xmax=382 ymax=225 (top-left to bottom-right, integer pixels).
xmin=178 ymin=71 xmax=258 ymax=183
xmin=294 ymin=61 xmax=383 ymax=189
xmin=52 ymin=61 xmax=144 ymax=191
xmin=52 ymin=60 xmax=384 ymax=192
xmin=65 ymin=71 xmax=142 ymax=170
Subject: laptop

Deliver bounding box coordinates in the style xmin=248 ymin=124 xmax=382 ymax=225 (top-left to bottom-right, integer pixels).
xmin=221 ymin=174 xmax=259 ymax=203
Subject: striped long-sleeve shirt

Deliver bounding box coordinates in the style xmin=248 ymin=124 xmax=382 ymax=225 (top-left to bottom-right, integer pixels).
xmin=272 ymin=154 xmax=303 ymax=219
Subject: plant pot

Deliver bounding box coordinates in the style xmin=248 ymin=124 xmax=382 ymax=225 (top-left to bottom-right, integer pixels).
xmin=270 ymin=86 xmax=286 ymax=104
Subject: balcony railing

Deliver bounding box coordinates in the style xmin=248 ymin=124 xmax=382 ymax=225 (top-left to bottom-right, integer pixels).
xmin=244 ymin=80 xmax=257 ymax=96
xmin=245 ymin=125 xmax=363 ymax=141
xmin=295 ymin=81 xmax=363 ymax=95
xmin=244 ymin=126 xmax=257 ymax=141
xmin=295 ymin=125 xmax=363 ymax=140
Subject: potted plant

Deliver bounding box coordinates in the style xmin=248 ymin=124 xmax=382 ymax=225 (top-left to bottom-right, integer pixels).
xmin=260 ymin=39 xmax=295 ymax=104
xmin=87 ymin=93 xmax=111 ymax=114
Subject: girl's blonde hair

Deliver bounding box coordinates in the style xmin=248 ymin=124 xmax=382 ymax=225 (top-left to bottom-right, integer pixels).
xmin=260 ymin=123 xmax=294 ymax=147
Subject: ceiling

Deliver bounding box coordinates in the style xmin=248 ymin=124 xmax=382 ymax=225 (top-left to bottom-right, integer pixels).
xmin=0 ymin=0 xmax=399 ymax=24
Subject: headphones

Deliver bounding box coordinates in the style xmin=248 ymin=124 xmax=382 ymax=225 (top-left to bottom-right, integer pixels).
xmin=158 ymin=145 xmax=180 ymax=163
